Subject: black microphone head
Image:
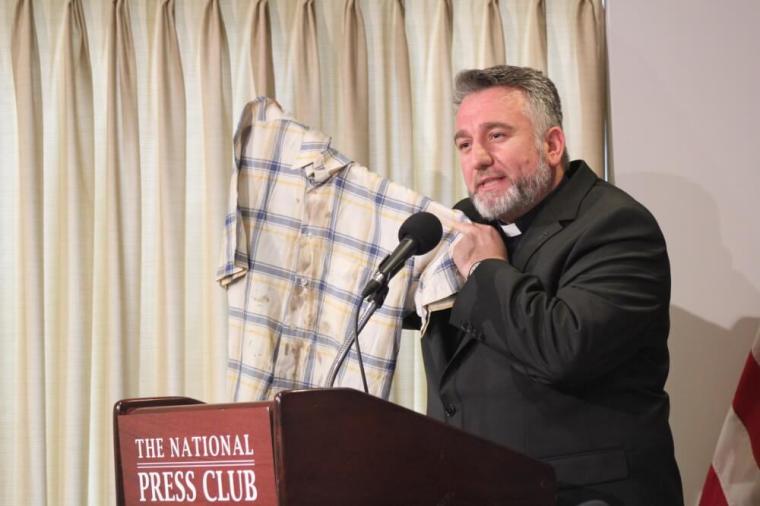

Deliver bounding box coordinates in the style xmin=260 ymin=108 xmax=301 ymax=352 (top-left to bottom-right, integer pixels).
xmin=453 ymin=198 xmax=487 ymax=224
xmin=398 ymin=212 xmax=443 ymax=255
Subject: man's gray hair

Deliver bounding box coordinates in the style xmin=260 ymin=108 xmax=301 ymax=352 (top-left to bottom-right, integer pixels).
xmin=454 ymin=65 xmax=569 ymax=167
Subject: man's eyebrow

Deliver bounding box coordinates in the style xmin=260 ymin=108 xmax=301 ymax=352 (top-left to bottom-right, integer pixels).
xmin=454 ymin=122 xmax=515 ymax=141
xmin=482 ymin=121 xmax=514 ymax=131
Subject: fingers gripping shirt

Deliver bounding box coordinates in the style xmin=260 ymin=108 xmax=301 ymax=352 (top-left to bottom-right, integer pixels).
xmin=217 ymin=97 xmax=463 ymax=401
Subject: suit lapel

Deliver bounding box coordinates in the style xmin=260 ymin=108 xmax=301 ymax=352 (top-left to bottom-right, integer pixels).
xmin=511 ymin=221 xmax=563 ymax=271
xmin=512 ymin=162 xmax=598 ymax=270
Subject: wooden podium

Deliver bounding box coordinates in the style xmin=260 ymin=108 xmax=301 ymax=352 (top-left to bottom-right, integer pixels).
xmin=114 ymin=388 xmax=556 ymax=505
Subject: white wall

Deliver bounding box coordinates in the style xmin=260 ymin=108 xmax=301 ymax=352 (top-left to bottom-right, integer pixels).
xmin=606 ymin=0 xmax=760 ymax=502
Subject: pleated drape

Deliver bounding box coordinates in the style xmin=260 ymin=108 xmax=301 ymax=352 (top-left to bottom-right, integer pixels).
xmin=548 ymin=0 xmax=606 ymax=174
xmin=87 ymin=1 xmax=141 ymax=503
xmin=197 ymin=0 xmax=232 ymax=402
xmin=335 ymin=0 xmax=369 ymax=165
xmin=245 ymin=0 xmax=276 ymax=99
xmin=511 ymin=0 xmax=548 ymax=71
xmin=454 ymin=0 xmax=506 ymax=68
xmin=8 ymin=1 xmax=46 ymax=504
xmin=408 ymin=0 xmax=459 ymax=204
xmin=0 ymin=2 xmax=607 ymax=504
xmin=283 ymin=0 xmax=321 ymax=128
xmin=44 ymin=1 xmax=95 ymax=504
xmin=229 ymin=0 xmax=276 ymax=158
xmin=362 ymin=0 xmax=413 ymax=186
xmin=144 ymin=0 xmax=187 ymax=393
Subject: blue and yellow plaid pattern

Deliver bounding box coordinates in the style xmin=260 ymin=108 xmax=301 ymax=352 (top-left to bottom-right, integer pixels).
xmin=218 ymin=97 xmax=463 ymax=401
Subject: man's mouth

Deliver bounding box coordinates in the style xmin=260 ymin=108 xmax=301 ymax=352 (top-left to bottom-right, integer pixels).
xmin=476 ymin=175 xmax=506 ymax=192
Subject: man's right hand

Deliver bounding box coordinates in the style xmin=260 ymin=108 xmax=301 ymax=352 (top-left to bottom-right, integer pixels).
xmin=449 ymin=221 xmax=508 ymax=279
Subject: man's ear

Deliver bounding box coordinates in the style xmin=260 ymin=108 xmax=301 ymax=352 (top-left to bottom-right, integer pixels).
xmin=543 ymin=126 xmax=565 ymax=166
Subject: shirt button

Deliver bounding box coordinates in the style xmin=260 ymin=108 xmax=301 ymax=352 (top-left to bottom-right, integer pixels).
xmin=444 ymin=404 xmax=457 ymax=417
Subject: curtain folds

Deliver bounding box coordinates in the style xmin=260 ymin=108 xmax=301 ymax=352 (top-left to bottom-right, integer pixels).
xmin=45 ymin=1 xmax=95 ymax=504
xmin=197 ymin=0 xmax=232 ymax=402
xmin=335 ymin=0 xmax=369 ymax=165
xmin=245 ymin=0 xmax=276 ymax=100
xmin=408 ymin=0 xmax=458 ymax=204
xmin=146 ymin=0 xmax=187 ymax=393
xmin=518 ymin=0 xmax=548 ymax=71
xmin=9 ymin=1 xmax=46 ymax=504
xmin=0 ymin=1 xmax=607 ymax=504
xmin=87 ymin=1 xmax=141 ymax=503
xmin=547 ymin=0 xmax=606 ymax=174
xmin=283 ymin=0 xmax=321 ymax=128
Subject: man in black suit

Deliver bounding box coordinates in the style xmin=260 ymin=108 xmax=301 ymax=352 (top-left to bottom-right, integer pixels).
xmin=422 ymin=66 xmax=683 ymax=505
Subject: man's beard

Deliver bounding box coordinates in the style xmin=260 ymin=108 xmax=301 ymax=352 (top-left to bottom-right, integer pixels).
xmin=471 ymin=156 xmax=553 ymax=223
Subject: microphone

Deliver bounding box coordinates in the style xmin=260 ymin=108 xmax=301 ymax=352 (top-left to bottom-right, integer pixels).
xmin=361 ymin=212 xmax=443 ymax=298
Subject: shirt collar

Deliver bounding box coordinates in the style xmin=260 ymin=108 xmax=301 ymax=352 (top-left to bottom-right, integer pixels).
xmin=500 ymin=222 xmax=522 ymax=237
xmin=296 ymin=128 xmax=352 ymax=185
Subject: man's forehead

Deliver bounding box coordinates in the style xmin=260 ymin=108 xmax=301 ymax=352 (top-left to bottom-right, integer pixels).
xmin=455 ymin=88 xmax=530 ymax=129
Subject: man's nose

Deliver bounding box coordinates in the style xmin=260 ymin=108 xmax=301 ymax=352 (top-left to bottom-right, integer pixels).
xmin=472 ymin=143 xmax=493 ymax=170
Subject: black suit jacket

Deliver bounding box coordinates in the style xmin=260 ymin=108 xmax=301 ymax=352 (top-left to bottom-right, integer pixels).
xmin=422 ymin=161 xmax=683 ymax=505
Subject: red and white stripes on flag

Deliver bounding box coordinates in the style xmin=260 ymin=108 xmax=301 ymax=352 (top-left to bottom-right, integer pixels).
xmin=699 ymin=330 xmax=760 ymax=505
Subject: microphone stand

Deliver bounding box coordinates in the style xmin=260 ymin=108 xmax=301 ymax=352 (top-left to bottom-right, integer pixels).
xmin=324 ymin=210 xmax=443 ymax=393
xmin=326 ymin=283 xmax=389 ymax=393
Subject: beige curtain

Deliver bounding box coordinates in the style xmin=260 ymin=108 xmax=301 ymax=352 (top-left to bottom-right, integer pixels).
xmin=283 ymin=0 xmax=321 ymax=128
xmin=6 ymin=1 xmax=46 ymax=504
xmin=507 ymin=0 xmax=548 ymax=71
xmin=88 ymin=0 xmax=141 ymax=502
xmin=197 ymin=0 xmax=232 ymax=401
xmin=548 ymin=0 xmax=606 ymax=173
xmin=45 ymin=1 xmax=95 ymax=504
xmin=335 ymin=0 xmax=369 ymax=165
xmin=0 ymin=1 xmax=607 ymax=504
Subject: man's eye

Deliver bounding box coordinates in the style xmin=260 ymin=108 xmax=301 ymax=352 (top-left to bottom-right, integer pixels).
xmin=490 ymin=131 xmax=505 ymax=140
xmin=457 ymin=141 xmax=471 ymax=151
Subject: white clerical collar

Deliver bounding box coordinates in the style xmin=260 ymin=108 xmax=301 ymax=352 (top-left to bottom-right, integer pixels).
xmin=499 ymin=222 xmax=522 ymax=237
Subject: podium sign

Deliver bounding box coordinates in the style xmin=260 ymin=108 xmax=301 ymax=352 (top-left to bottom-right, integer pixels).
xmin=116 ymin=402 xmax=277 ymax=505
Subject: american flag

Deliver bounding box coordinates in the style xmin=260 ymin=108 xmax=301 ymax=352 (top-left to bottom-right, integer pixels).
xmin=699 ymin=329 xmax=760 ymax=505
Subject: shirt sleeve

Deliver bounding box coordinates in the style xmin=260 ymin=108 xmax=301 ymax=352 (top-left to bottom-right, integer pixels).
xmin=217 ymin=97 xmax=285 ymax=288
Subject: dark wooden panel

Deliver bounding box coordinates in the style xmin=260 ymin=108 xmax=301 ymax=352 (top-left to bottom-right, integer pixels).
xmin=273 ymin=389 xmax=555 ymax=506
